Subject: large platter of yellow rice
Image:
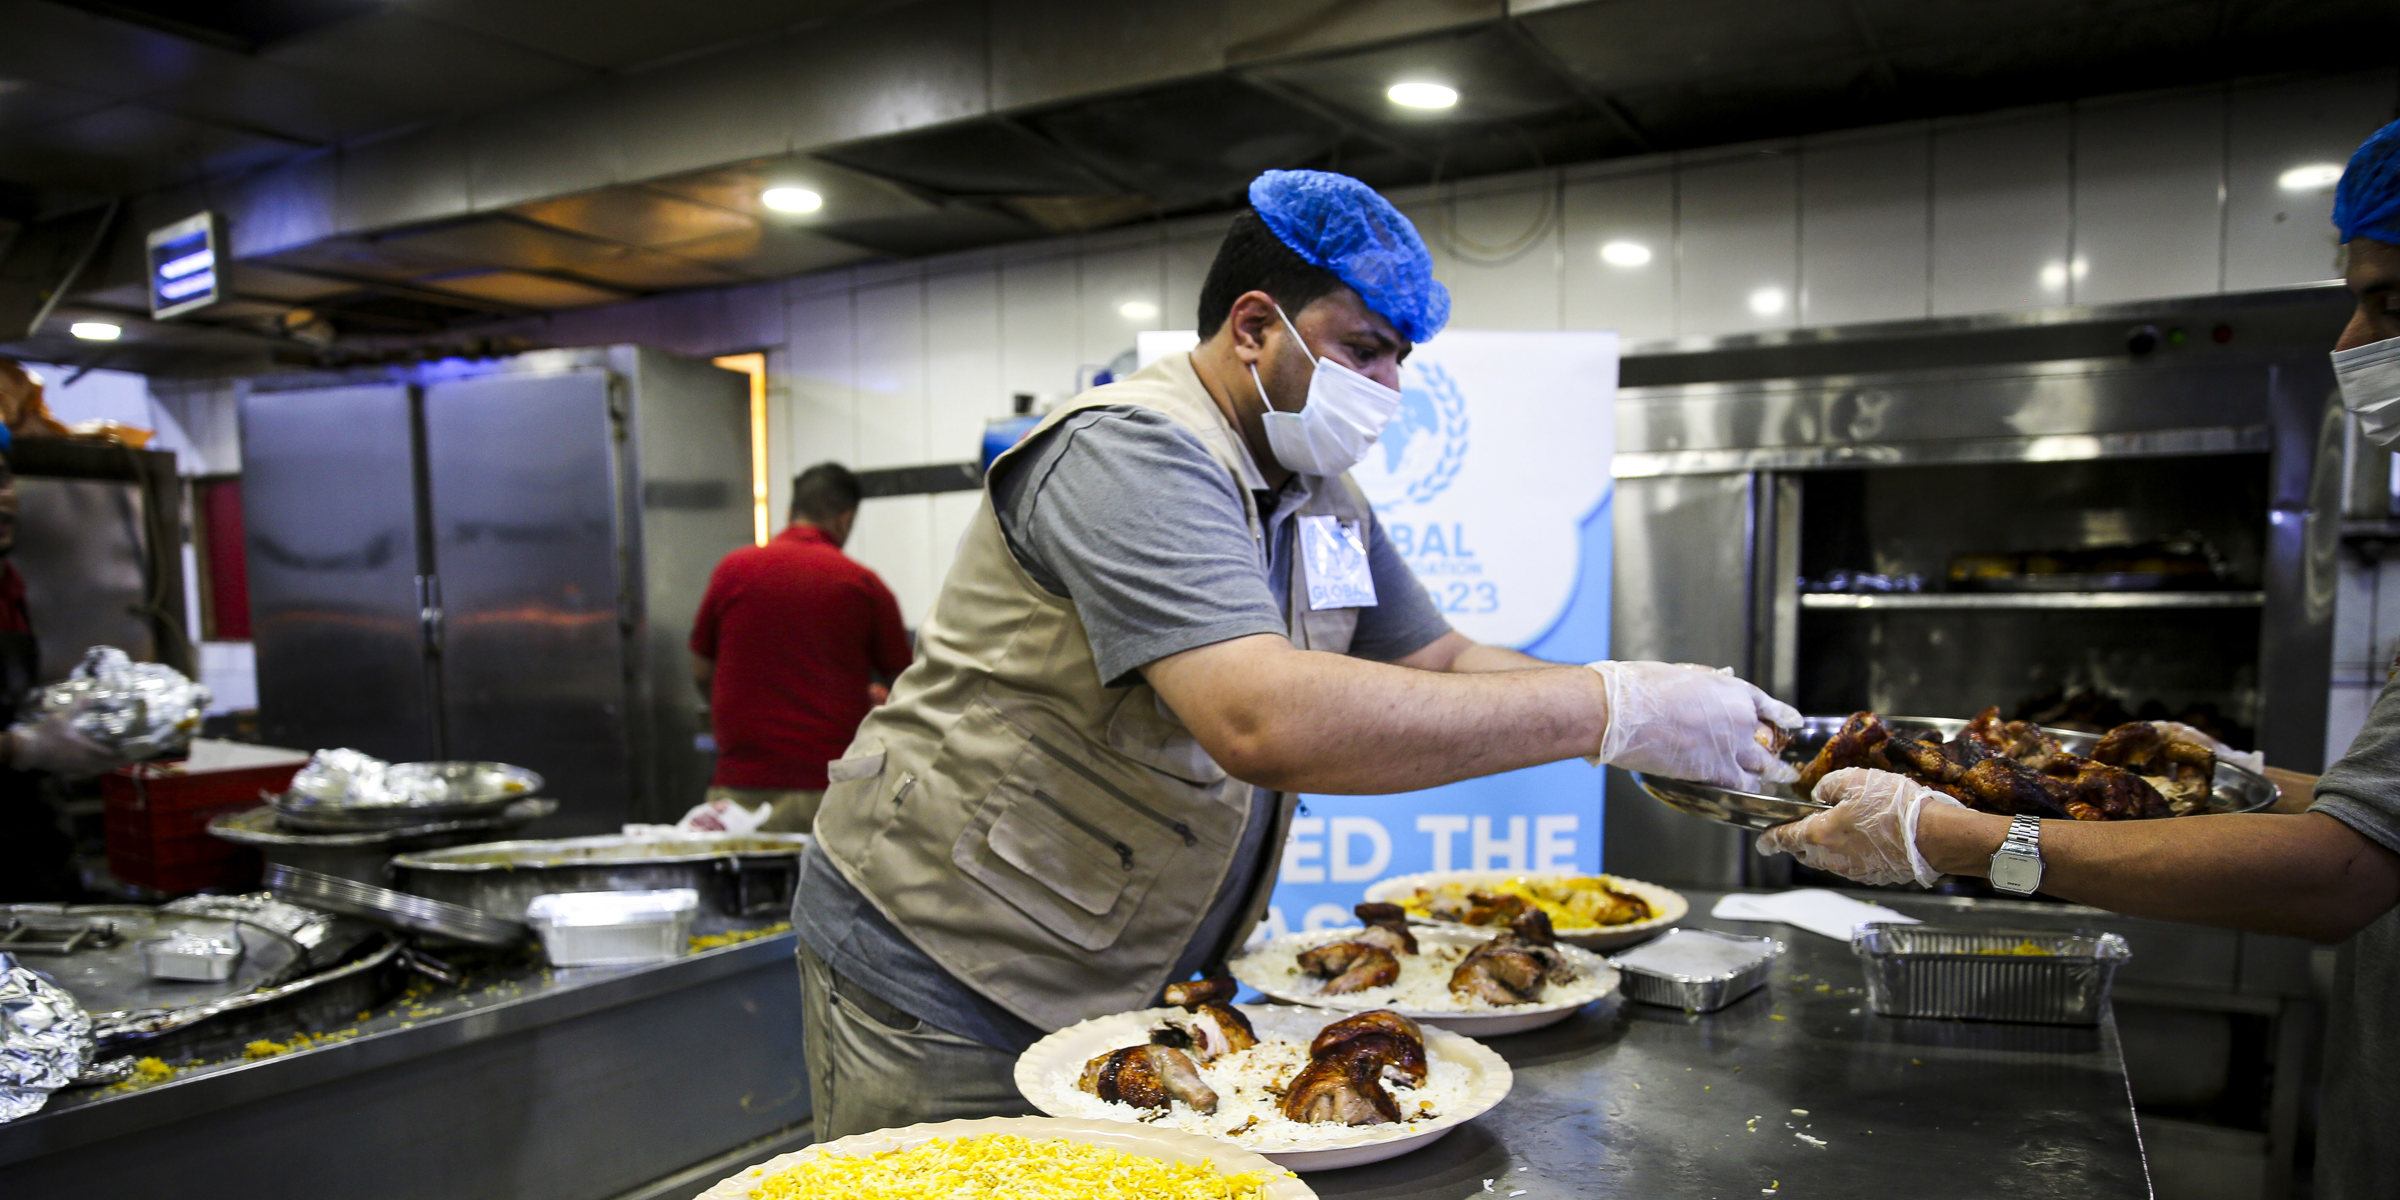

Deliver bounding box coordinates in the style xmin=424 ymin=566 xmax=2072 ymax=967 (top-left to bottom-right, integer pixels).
xmin=696 ymin=1116 xmax=1314 ymax=1200
xmin=1364 ymin=870 xmax=1687 ymax=951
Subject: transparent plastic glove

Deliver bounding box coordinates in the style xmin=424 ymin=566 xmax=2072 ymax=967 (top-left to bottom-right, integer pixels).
xmin=1586 ymin=661 xmax=1802 ymax=790
xmin=2152 ymin=721 xmax=2265 ymax=773
xmin=1755 ymin=767 xmax=1965 ymax=887
xmin=7 ymin=705 xmax=126 ymax=780
xmin=675 ymin=797 xmax=770 ymax=834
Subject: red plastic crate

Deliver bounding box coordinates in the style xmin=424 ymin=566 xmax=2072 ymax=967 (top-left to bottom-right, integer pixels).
xmin=103 ymin=759 xmax=301 ymax=894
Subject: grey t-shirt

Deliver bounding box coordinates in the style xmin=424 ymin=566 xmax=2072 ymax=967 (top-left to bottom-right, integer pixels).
xmin=795 ymin=404 xmax=1451 ymax=1048
xmin=2305 ymin=681 xmax=2400 ymax=1200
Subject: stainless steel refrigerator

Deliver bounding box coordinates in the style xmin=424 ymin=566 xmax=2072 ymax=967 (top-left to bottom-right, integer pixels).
xmin=240 ymin=347 xmax=749 ymax=833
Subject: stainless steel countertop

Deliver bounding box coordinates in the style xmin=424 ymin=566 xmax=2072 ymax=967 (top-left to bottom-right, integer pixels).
xmin=0 ymin=930 xmax=801 ymax=1168
xmin=1312 ymin=892 xmax=2151 ymax=1198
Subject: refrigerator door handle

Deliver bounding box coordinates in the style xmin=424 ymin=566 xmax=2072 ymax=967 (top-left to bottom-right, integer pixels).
xmin=416 ymin=573 xmax=445 ymax=655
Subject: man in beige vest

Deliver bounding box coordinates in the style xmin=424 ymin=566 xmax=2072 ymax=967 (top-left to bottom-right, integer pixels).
xmin=796 ymin=169 xmax=1797 ymax=1139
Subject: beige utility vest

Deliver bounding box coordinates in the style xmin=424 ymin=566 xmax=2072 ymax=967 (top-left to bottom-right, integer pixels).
xmin=812 ymin=352 xmax=1373 ymax=1031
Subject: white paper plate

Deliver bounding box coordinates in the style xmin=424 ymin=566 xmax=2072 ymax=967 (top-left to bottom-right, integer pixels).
xmin=1362 ymin=870 xmax=1689 ymax=952
xmin=696 ymin=1114 xmax=1315 ymax=1199
xmin=1230 ymin=925 xmax=1619 ymax=1036
xmin=1014 ymin=1004 xmax=1511 ymax=1172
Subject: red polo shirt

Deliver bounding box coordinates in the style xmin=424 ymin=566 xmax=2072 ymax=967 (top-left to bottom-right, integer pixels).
xmin=689 ymin=524 xmax=913 ymax=789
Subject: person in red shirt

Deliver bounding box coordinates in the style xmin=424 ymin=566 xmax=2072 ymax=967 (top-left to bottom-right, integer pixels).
xmin=690 ymin=463 xmax=912 ymax=833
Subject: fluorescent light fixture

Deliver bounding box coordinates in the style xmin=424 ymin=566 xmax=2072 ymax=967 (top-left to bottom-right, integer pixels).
xmin=1746 ymin=287 xmax=1786 ymax=317
xmin=1599 ymin=240 xmax=1652 ymax=267
xmin=70 ymin=322 xmax=121 ymax=341
xmin=2277 ymin=163 xmax=2343 ymax=192
xmin=1386 ymin=82 xmax=1458 ymax=110
xmin=1118 ymin=299 xmax=1159 ymax=321
xmin=761 ymin=187 xmax=823 ymax=213
xmin=158 ymin=246 xmax=214 ymax=280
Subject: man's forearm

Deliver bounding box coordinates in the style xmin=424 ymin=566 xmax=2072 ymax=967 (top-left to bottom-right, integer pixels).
xmin=1918 ymin=804 xmax=2400 ymax=942
xmin=1147 ymin=634 xmax=1606 ymax=794
xmin=1445 ymin=643 xmax=1550 ymax=673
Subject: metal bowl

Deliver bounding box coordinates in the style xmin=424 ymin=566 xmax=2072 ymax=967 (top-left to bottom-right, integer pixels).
xmin=389 ymin=833 xmax=812 ymax=923
xmin=270 ymin=761 xmax=543 ymax=831
xmin=1632 ymin=714 xmax=2281 ymax=832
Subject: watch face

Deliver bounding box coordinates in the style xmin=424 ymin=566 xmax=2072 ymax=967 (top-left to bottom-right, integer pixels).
xmin=1990 ymin=853 xmax=2043 ymax=895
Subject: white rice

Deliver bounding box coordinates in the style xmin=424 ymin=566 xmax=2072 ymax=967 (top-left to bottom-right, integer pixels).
xmin=1030 ymin=1007 xmax=1481 ymax=1152
xmin=1233 ymin=927 xmax=1615 ymax=1014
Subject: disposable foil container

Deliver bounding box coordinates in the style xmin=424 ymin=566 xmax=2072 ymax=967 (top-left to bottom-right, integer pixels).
xmin=1608 ymin=928 xmax=1783 ymax=1012
xmin=524 ymin=889 xmax=699 ymax=967
xmin=137 ymin=927 xmax=245 ymax=982
xmin=1852 ymin=923 xmax=2129 ymax=1026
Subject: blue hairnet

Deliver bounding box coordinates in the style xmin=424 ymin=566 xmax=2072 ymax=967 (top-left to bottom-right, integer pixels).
xmin=2335 ymin=118 xmax=2400 ymax=245
xmin=1248 ymin=170 xmax=1450 ymax=343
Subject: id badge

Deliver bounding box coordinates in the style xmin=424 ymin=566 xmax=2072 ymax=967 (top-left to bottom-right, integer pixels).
xmin=1299 ymin=514 xmax=1378 ymax=610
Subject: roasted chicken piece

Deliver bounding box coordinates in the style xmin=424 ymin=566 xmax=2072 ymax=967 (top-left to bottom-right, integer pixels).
xmin=1297 ymin=940 xmax=1400 ymax=994
xmin=1449 ymin=910 xmax=1576 ymax=1005
xmin=1162 ymin=976 xmax=1238 ymax=1009
xmin=1803 ymin=706 xmax=2176 ymax=823
xmin=1078 ymin=1044 xmax=1219 ymax=1113
xmin=1351 ymin=902 xmax=1419 ymax=955
xmin=1307 ymin=1010 xmax=1428 ymax=1085
xmin=2091 ymin=721 xmax=2218 ymax=812
xmin=1279 ymin=1048 xmax=1402 ymax=1126
xmin=1795 ymin=711 xmax=1894 ymax=797
xmin=1155 ymin=977 xmax=1258 ymax=1062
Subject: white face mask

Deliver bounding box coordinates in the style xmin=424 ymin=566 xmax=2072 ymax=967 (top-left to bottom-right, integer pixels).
xmin=2336 ymin=333 xmax=2400 ymax=449
xmin=1249 ymin=304 xmax=1404 ymax=477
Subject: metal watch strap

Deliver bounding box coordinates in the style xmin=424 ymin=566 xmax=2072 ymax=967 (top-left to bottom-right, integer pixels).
xmin=2002 ymin=814 xmax=2042 ymax=855
xmin=1989 ymin=814 xmax=2045 ymax=895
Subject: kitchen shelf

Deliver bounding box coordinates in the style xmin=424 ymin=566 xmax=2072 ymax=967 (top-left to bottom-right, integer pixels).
xmin=1799 ymin=591 xmax=2266 ymax=611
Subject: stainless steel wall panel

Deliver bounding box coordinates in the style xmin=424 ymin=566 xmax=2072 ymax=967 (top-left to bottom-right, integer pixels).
xmin=1229 ymin=0 xmax=1498 ymax=62
xmin=422 ymin=369 xmax=633 ymax=833
xmin=1606 ymin=472 xmax=1761 ymax=888
xmin=240 ymin=385 xmax=439 ymax=761
xmin=626 ymin=350 xmax=752 ymax=821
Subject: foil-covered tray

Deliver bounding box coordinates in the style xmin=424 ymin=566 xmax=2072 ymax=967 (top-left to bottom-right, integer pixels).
xmin=1607 ymin=928 xmax=1783 ymax=1012
xmin=264 ymin=865 xmax=526 ymax=948
xmin=271 ymin=757 xmax=544 ymax=831
xmin=1852 ymin=923 xmax=2129 ymax=1026
xmin=1632 ymin=714 xmax=2280 ymax=832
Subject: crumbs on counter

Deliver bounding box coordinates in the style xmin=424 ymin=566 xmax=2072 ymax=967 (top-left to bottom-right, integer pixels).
xmin=689 ymin=921 xmax=793 ymax=952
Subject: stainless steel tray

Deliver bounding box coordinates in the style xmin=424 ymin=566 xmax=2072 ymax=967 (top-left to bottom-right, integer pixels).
xmin=1608 ymin=928 xmax=1783 ymax=1012
xmin=1852 ymin=923 xmax=2129 ymax=1025
xmin=389 ymin=833 xmax=811 ymax=923
xmin=210 ymin=798 xmax=557 ymax=885
xmin=265 ymin=864 xmax=527 ymax=948
xmin=1632 ymin=714 xmax=2280 ymax=832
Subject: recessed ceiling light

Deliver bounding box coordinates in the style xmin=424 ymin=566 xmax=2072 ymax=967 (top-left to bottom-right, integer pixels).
xmin=761 ymin=186 xmax=823 ymax=213
xmin=70 ymin=322 xmax=121 ymax=341
xmin=2277 ymin=163 xmax=2343 ymax=192
xmin=1118 ymin=299 xmax=1158 ymax=321
xmin=1599 ymin=240 xmax=1653 ymax=268
xmin=1386 ymin=82 xmax=1458 ymax=110
xmin=1746 ymin=287 xmax=1786 ymax=317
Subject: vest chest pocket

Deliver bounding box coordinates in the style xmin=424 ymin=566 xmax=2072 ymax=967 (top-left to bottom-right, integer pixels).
xmin=951 ymin=727 xmax=1201 ymax=953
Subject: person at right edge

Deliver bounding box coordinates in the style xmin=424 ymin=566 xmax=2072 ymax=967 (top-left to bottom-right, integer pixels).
xmin=794 ymin=169 xmax=1799 ymax=1139
xmin=1759 ymin=119 xmax=2400 ymax=1200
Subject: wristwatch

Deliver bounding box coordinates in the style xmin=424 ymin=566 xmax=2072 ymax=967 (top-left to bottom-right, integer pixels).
xmin=1988 ymin=815 xmax=2045 ymax=895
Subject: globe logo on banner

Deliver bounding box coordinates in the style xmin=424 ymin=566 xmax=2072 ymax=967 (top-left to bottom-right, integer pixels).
xmin=1347 ymin=333 xmax=1617 ymax=649
xmin=1358 ymin=363 xmax=1468 ymax=507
